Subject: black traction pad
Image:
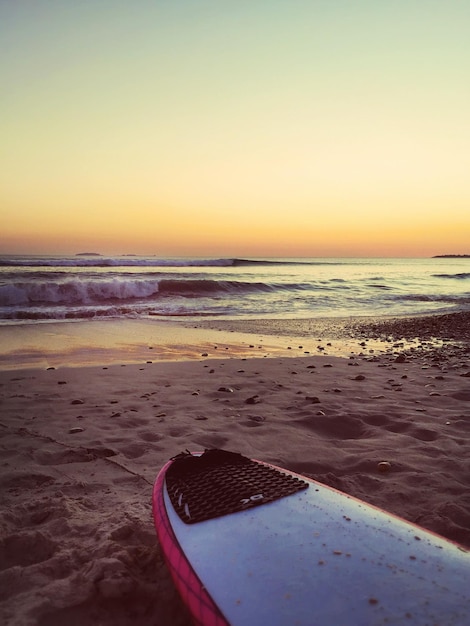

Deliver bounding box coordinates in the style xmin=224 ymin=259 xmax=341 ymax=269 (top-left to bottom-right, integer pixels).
xmin=165 ymin=449 xmax=309 ymax=524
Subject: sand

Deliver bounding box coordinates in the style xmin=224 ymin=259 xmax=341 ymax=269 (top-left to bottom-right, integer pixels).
xmin=1 ymin=313 xmax=469 ymax=625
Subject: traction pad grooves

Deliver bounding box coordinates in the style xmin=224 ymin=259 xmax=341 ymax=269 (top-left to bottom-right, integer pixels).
xmin=166 ymin=449 xmax=309 ymax=524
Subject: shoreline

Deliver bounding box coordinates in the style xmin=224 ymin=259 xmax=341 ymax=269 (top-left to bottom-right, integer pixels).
xmin=0 ymin=310 xmax=469 ymax=624
xmin=1 ymin=310 xmax=469 ymax=371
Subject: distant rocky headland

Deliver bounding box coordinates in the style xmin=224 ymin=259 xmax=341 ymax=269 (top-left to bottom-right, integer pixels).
xmin=75 ymin=252 xmax=102 ymax=256
xmin=433 ymin=254 xmax=470 ymax=258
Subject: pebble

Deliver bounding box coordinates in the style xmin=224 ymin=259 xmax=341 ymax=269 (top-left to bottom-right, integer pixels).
xmin=69 ymin=427 xmax=84 ymax=434
xmin=305 ymin=396 xmax=321 ymax=404
xmin=248 ymin=415 xmax=265 ymax=422
xmin=377 ymin=461 xmax=392 ymax=473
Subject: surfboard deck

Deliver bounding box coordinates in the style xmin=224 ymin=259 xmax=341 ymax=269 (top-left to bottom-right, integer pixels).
xmin=152 ymin=449 xmax=470 ymax=626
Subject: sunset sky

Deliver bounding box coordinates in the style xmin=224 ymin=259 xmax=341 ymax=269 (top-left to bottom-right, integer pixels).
xmin=1 ymin=0 xmax=469 ymax=257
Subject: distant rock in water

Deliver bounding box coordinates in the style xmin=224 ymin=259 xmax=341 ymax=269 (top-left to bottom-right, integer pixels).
xmin=76 ymin=252 xmax=102 ymax=256
xmin=433 ymin=254 xmax=470 ymax=258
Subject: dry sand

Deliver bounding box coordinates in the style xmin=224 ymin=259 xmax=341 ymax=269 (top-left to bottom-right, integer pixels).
xmin=0 ymin=313 xmax=469 ymax=625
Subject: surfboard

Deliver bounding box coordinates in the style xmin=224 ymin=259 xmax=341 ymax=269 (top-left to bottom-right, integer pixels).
xmin=152 ymin=449 xmax=470 ymax=626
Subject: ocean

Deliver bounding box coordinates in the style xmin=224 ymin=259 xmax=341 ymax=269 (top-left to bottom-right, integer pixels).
xmin=0 ymin=255 xmax=469 ymax=326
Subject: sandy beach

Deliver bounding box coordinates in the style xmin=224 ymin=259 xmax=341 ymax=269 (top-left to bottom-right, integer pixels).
xmin=1 ymin=312 xmax=469 ymax=625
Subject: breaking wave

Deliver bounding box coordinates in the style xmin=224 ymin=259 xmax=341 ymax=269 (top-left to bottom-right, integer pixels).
xmin=0 ymin=277 xmax=283 ymax=308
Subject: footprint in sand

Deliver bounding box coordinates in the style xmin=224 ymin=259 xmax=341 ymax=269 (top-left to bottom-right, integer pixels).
xmin=138 ymin=431 xmax=163 ymax=443
xmin=297 ymin=412 xmax=371 ymax=440
xmin=409 ymin=427 xmax=439 ymax=442
xmin=34 ymin=449 xmax=95 ymax=465
xmin=0 ymin=531 xmax=57 ymax=569
xmin=119 ymin=442 xmax=149 ymax=459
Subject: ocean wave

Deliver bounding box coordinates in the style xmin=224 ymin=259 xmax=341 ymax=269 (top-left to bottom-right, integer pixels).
xmin=0 ymin=256 xmax=237 ymax=268
xmin=0 ymin=256 xmax=345 ymax=268
xmin=0 ymin=277 xmax=282 ymax=307
xmin=433 ymin=273 xmax=470 ymax=280
xmin=392 ymin=293 xmax=470 ymax=304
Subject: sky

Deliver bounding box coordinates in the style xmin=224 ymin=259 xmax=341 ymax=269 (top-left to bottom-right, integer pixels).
xmin=1 ymin=0 xmax=469 ymax=257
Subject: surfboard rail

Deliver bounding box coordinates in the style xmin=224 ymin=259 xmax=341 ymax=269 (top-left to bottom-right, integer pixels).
xmin=153 ymin=460 xmax=229 ymax=626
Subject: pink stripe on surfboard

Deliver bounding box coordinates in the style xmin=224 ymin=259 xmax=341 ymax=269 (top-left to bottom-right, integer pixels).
xmin=152 ymin=461 xmax=230 ymax=626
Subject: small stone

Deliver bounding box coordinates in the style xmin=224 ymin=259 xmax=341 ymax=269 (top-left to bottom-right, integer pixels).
xmin=218 ymin=386 xmax=234 ymax=393
xmin=377 ymin=461 xmax=392 ymax=473
xmin=71 ymin=399 xmax=84 ymax=405
xmin=395 ymin=354 xmax=407 ymax=363
xmin=248 ymin=415 xmax=265 ymax=422
xmin=305 ymin=396 xmax=321 ymax=404
xmin=201 ymin=352 xmax=209 ymax=357
xmin=245 ymin=395 xmax=261 ymax=405
xmin=353 ymin=375 xmax=366 ymax=381
xmin=69 ymin=427 xmax=84 ymax=434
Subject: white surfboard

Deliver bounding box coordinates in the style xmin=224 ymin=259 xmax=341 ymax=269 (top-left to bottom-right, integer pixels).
xmin=152 ymin=449 xmax=470 ymax=626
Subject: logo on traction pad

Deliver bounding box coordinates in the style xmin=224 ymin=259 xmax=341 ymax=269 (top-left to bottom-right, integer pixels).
xmin=240 ymin=493 xmax=264 ymax=506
